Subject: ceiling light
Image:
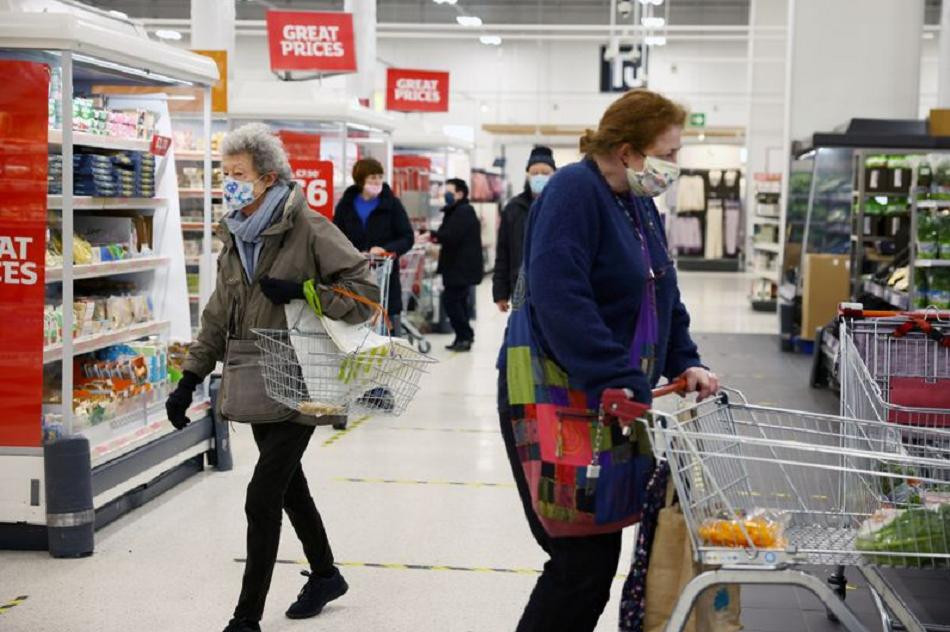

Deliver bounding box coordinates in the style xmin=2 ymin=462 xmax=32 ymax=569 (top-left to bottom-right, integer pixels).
xmin=923 ymin=32 xmax=936 ymax=39
xmin=644 ymin=35 xmax=667 ymax=46
xmin=638 ymin=0 xmax=664 ymax=5
xmin=457 ymin=16 xmax=483 ymax=27
xmin=641 ymin=16 xmax=666 ymax=28
xmin=108 ymin=9 xmax=128 ymax=19
xmin=433 ymin=0 xmax=458 ymax=4
xmin=155 ymin=29 xmax=183 ymax=41
xmin=479 ymin=35 xmax=502 ymax=46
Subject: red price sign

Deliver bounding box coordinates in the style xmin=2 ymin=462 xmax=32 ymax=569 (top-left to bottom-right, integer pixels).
xmin=386 ymin=68 xmax=450 ymax=113
xmin=266 ymin=10 xmax=357 ymax=74
xmin=291 ymin=159 xmax=334 ymax=219
xmin=150 ymin=134 xmax=172 ymax=156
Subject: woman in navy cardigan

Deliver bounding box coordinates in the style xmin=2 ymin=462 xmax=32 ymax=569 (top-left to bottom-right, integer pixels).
xmin=498 ymin=90 xmax=719 ymax=631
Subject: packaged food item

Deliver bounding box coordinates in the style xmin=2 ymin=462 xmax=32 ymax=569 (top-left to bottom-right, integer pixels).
xmin=917 ymin=213 xmax=939 ymax=260
xmin=939 ymin=212 xmax=950 ymax=260
xmin=698 ymin=510 xmax=787 ymax=548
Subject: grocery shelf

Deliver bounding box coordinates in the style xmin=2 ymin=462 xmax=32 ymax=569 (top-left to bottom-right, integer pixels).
xmin=862 ymin=279 xmax=909 ymax=310
xmin=48 ymin=128 xmax=152 ymax=152
xmin=175 ymin=150 xmax=222 ymax=161
xmin=46 ymin=256 xmax=170 ymax=283
xmin=179 ymin=189 xmax=223 ymax=198
xmin=753 ymin=215 xmax=781 ymax=225
xmin=189 ymin=294 xmax=200 ymax=302
xmin=752 ymin=267 xmax=780 ymax=281
xmin=181 ymin=222 xmax=219 ymax=231
xmin=48 ymin=195 xmax=165 ymax=210
xmin=916 ymin=200 xmax=950 ymax=209
xmin=753 ymin=242 xmax=782 ymax=254
xmin=43 ymin=320 xmax=170 ymax=364
xmin=915 ymin=259 xmax=950 ymax=268
xmin=185 ymin=256 xmax=201 ymax=265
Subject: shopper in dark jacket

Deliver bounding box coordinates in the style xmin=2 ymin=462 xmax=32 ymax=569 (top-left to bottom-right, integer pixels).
xmin=434 ymin=178 xmax=483 ymax=351
xmin=493 ymin=146 xmax=557 ymax=312
xmin=334 ymin=158 xmax=414 ymax=330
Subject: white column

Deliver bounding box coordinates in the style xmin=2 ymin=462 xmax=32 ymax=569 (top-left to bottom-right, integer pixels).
xmin=190 ymin=0 xmax=235 ymax=65
xmin=344 ymin=0 xmax=377 ymax=104
xmin=788 ymin=0 xmax=924 ymax=139
xmin=938 ymin=0 xmax=950 ymax=106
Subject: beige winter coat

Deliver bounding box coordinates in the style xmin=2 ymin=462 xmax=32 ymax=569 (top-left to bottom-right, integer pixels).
xmin=183 ymin=182 xmax=380 ymax=424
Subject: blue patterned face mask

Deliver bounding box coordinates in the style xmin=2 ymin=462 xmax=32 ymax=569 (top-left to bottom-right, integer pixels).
xmin=223 ymin=176 xmax=262 ymax=212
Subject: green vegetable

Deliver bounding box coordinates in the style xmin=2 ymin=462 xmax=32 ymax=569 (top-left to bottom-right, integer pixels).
xmin=856 ymin=505 xmax=950 ymax=568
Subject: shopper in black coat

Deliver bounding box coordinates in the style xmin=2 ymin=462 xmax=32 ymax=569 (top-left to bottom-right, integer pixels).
xmin=434 ymin=177 xmax=483 ymax=351
xmin=492 ymin=146 xmax=557 ymax=312
xmin=334 ymin=158 xmax=414 ymax=327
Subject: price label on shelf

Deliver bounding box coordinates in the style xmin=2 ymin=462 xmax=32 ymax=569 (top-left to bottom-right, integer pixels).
xmin=150 ymin=134 xmax=172 ymax=156
xmin=290 ymin=159 xmax=334 ymax=219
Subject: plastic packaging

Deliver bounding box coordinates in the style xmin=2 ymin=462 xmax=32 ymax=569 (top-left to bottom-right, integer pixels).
xmin=698 ymin=509 xmax=787 ymax=548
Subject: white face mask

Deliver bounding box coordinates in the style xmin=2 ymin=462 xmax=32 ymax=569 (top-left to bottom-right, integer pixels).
xmin=363 ymin=183 xmax=383 ymax=198
xmin=625 ymin=155 xmax=680 ymax=197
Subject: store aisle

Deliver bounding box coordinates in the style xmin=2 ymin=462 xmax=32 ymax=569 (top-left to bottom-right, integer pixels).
xmin=0 ymin=273 xmax=882 ymax=632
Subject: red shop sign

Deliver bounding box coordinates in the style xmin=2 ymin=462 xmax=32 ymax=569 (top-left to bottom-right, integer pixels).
xmin=277 ymin=130 xmax=321 ymax=162
xmin=150 ymin=134 xmax=172 ymax=156
xmin=291 ymin=159 xmax=334 ymax=219
xmin=0 ymin=61 xmax=48 ymax=448
xmin=386 ymin=68 xmax=450 ymax=113
xmin=266 ymin=10 xmax=357 ymax=74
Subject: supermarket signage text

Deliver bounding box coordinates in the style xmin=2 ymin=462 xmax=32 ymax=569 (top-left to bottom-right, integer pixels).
xmin=386 ymin=69 xmax=450 ymax=112
xmin=266 ymin=10 xmax=357 ymax=73
xmin=291 ymin=159 xmax=334 ymax=220
xmin=0 ymin=235 xmax=39 ymax=285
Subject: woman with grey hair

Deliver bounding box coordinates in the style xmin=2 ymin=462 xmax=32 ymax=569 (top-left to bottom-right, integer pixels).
xmin=165 ymin=123 xmax=379 ymax=632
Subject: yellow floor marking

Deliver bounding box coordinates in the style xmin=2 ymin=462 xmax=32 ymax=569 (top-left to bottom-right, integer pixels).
xmin=321 ymin=415 xmax=371 ymax=447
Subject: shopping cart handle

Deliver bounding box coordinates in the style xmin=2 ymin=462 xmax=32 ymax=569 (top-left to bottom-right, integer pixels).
xmin=652 ymin=378 xmax=689 ymax=398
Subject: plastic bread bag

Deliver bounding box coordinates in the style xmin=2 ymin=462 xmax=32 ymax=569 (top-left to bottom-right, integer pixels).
xmin=698 ymin=508 xmax=789 ymax=549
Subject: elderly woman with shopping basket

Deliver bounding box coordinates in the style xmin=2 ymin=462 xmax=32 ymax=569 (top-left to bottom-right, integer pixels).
xmin=497 ymin=89 xmax=719 ymax=632
xmin=164 ymin=123 xmax=379 ymax=632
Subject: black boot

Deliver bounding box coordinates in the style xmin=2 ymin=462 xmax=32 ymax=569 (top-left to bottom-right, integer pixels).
xmin=445 ymin=338 xmax=460 ymax=350
xmin=222 ymin=618 xmax=260 ymax=632
xmin=453 ymin=340 xmax=472 ymax=352
xmin=286 ymin=568 xmax=349 ymax=619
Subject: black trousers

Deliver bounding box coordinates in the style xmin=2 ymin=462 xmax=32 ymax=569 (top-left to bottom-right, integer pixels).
xmin=443 ymin=284 xmax=475 ymax=342
xmin=234 ymin=421 xmax=335 ymax=622
xmin=498 ymin=374 xmax=623 ymax=632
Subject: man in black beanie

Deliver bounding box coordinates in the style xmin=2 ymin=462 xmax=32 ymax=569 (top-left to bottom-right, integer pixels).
xmin=493 ymin=145 xmax=557 ymax=312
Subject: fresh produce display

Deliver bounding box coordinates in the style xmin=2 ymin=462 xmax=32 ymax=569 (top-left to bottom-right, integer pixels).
xmin=698 ymin=511 xmax=787 ymax=548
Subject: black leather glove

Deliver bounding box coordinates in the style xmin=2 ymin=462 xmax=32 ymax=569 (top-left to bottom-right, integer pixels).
xmin=260 ymin=275 xmax=305 ymax=305
xmin=166 ymin=370 xmax=200 ymax=430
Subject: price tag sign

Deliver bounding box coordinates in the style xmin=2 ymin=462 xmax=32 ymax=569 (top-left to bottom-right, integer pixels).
xmin=291 ymin=159 xmax=334 ymax=219
xmin=150 ymin=134 xmax=172 ymax=156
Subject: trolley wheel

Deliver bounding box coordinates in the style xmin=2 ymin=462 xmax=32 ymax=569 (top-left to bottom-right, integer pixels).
xmin=418 ymin=339 xmax=432 ymax=354
xmin=826 ymin=566 xmax=848 ymax=622
xmin=332 ymin=421 xmax=347 ymax=431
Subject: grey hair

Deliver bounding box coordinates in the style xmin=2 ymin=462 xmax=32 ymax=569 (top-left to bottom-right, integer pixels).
xmin=221 ymin=123 xmax=293 ymax=182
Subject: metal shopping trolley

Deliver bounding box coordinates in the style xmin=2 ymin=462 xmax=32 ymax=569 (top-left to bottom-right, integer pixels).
xmin=621 ymin=380 xmax=950 ymax=632
xmin=366 ymin=253 xmax=394 ymax=336
xmin=397 ymin=246 xmax=431 ymax=353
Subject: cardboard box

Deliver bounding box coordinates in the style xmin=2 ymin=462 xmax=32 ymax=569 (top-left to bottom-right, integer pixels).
xmin=929 ymin=109 xmax=950 ymax=136
xmin=801 ymin=253 xmax=851 ymax=341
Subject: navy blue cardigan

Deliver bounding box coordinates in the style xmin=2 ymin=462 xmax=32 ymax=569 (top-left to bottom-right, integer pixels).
xmin=499 ymin=159 xmax=704 ymax=406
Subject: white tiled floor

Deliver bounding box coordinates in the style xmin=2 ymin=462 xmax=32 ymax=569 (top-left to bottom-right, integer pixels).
xmin=0 ymin=271 xmax=766 ymax=632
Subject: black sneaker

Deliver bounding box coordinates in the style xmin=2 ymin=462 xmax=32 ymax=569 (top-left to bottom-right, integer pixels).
xmin=286 ymin=568 xmax=349 ymax=620
xmin=445 ymin=338 xmax=460 ymax=350
xmin=223 ymin=618 xmax=260 ymax=632
xmin=453 ymin=340 xmax=472 ymax=352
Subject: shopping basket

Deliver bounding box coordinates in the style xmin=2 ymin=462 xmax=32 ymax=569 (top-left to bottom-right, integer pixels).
xmin=839 ymin=304 xmax=950 ymax=428
xmin=617 ymin=380 xmax=950 ymax=632
xmin=252 ymin=288 xmax=436 ymax=417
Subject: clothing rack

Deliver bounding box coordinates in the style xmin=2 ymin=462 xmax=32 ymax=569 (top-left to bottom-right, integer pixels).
xmin=668 ymin=167 xmax=744 ymax=272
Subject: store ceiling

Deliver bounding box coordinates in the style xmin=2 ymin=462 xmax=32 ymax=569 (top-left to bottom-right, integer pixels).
xmin=79 ymin=0 xmax=945 ymax=26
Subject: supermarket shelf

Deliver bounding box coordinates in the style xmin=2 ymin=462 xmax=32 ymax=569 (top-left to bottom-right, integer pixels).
xmin=175 ymin=150 xmax=222 ymax=161
xmin=750 ymin=298 xmax=777 ymax=312
xmin=43 ymin=320 xmax=170 ymax=364
xmin=185 ymin=256 xmax=201 ymax=265
xmin=753 ymin=215 xmax=781 ymax=225
xmin=862 ymin=280 xmax=909 ymax=310
xmin=48 ymin=195 xmax=165 ymax=210
xmin=917 ymin=200 xmax=950 ymax=209
xmin=179 ymin=189 xmax=223 ymax=198
xmin=46 ymin=256 xmax=170 ymax=283
xmin=753 ymin=242 xmax=782 ymax=254
xmin=752 ymin=267 xmax=780 ymax=282
xmin=915 ymin=259 xmax=950 ymax=268
xmin=48 ymin=128 xmax=152 ymax=152
xmin=189 ymin=294 xmax=200 ymax=302
xmin=181 ymin=222 xmax=220 ymax=231
xmin=88 ymin=399 xmax=210 ymax=467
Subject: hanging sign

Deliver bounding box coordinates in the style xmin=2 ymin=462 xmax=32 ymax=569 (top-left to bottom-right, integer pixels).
xmin=0 ymin=60 xmax=48 ymax=448
xmin=291 ymin=159 xmax=334 ymax=220
xmin=385 ymin=68 xmax=450 ymax=113
xmin=599 ymin=44 xmax=647 ymax=92
xmin=277 ymin=130 xmax=321 ymax=161
xmin=266 ymin=10 xmax=357 ymax=74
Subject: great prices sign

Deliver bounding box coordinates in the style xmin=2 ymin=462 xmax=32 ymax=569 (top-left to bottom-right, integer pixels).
xmin=386 ymin=68 xmax=450 ymax=113
xmin=266 ymin=10 xmax=357 ymax=74
xmin=0 ymin=60 xmax=47 ymax=448
xmin=277 ymin=130 xmax=321 ymax=161
xmin=291 ymin=160 xmax=334 ymax=219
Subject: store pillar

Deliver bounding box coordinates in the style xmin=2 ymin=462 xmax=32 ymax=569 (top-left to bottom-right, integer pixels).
xmin=344 ymin=0 xmax=377 ymax=105
xmin=939 ymin=0 xmax=950 ymax=107
xmin=787 ymin=0 xmax=924 ymax=140
xmin=190 ymin=0 xmax=235 ymax=64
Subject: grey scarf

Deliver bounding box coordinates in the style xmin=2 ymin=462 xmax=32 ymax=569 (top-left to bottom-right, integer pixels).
xmin=224 ymin=181 xmax=290 ymax=281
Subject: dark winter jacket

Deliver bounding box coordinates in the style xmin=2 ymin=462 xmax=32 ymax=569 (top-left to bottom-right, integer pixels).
xmin=492 ymin=187 xmax=533 ymax=302
xmin=334 ymin=183 xmax=414 ymax=315
xmin=435 ymin=199 xmax=484 ymax=287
